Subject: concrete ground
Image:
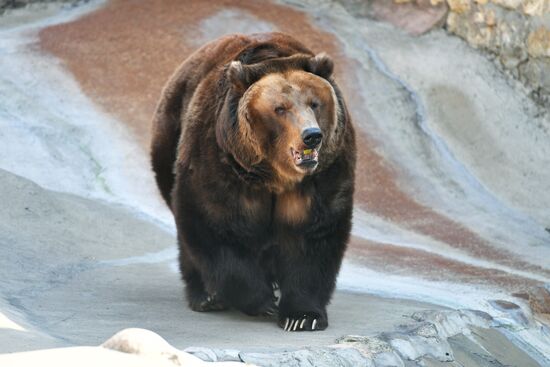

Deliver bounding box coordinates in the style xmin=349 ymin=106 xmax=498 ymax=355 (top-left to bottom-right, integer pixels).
xmin=0 ymin=168 xmax=444 ymax=353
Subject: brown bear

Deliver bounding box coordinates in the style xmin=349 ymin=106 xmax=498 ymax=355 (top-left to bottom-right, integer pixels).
xmin=151 ymin=32 xmax=355 ymax=331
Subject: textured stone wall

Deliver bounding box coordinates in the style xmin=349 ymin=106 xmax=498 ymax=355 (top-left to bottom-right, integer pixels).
xmin=337 ymin=0 xmax=550 ymax=106
xmin=445 ymin=0 xmax=550 ymax=105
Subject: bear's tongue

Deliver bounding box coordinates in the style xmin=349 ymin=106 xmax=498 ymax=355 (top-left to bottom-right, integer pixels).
xmin=293 ymin=148 xmax=319 ymax=165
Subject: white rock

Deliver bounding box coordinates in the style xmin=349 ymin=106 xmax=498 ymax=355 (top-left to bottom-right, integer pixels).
xmin=101 ymin=328 xmax=253 ymax=366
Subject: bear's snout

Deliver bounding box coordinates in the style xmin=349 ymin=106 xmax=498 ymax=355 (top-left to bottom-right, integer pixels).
xmin=301 ymin=127 xmax=323 ymax=148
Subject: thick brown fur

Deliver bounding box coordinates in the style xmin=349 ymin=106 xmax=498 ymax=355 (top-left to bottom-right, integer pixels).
xmin=151 ymin=33 xmax=355 ymax=331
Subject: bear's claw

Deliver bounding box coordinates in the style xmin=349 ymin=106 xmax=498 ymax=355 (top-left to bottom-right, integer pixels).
xmin=262 ymin=303 xmax=279 ymax=317
xmin=282 ymin=315 xmax=319 ymax=331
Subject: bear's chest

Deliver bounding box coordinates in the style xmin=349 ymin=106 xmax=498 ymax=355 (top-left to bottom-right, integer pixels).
xmin=274 ymin=190 xmax=312 ymax=226
xmin=235 ymin=189 xmax=312 ymax=227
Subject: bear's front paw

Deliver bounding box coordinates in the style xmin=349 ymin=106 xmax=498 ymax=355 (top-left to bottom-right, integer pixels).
xmin=279 ymin=312 xmax=327 ymax=332
xmin=189 ymin=293 xmax=228 ymax=312
xmin=245 ymin=297 xmax=278 ymax=317
xmin=260 ymin=302 xmax=279 ymax=317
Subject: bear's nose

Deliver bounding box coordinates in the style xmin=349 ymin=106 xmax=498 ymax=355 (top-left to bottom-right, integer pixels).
xmin=302 ymin=128 xmax=323 ymax=148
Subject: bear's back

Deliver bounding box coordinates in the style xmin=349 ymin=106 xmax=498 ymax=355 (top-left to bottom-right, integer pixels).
xmin=174 ymin=32 xmax=314 ymax=103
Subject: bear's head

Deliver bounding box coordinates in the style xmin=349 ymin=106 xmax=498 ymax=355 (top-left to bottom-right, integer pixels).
xmin=217 ymin=53 xmax=343 ymax=190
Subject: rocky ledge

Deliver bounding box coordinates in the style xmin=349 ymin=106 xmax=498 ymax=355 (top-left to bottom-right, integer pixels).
xmin=1 ymin=308 xmax=545 ymax=366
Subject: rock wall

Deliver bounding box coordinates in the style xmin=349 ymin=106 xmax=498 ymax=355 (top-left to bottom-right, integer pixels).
xmin=445 ymin=0 xmax=550 ymax=106
xmin=339 ymin=0 xmax=550 ymax=107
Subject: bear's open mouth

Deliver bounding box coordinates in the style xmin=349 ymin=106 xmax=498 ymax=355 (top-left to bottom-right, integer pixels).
xmin=291 ymin=147 xmax=319 ymax=168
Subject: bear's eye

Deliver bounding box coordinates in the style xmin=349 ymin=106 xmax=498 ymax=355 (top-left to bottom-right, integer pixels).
xmin=274 ymin=106 xmax=286 ymax=115
xmin=310 ymin=101 xmax=320 ymax=110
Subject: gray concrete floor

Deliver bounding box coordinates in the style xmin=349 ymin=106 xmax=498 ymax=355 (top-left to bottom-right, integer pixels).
xmin=0 ymin=169 xmax=442 ymax=353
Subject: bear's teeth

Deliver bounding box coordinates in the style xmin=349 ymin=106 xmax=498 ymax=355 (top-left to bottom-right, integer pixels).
xmin=301 ymin=148 xmax=318 ymax=160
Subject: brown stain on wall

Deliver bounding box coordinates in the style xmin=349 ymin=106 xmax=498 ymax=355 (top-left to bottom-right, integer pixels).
xmin=39 ymin=0 xmax=549 ymax=287
xmin=349 ymin=236 xmax=541 ymax=292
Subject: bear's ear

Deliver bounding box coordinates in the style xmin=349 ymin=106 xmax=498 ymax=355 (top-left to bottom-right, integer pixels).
xmin=227 ymin=61 xmax=253 ymax=93
xmin=308 ymin=53 xmax=334 ymax=79
xmin=216 ymin=94 xmax=263 ymax=171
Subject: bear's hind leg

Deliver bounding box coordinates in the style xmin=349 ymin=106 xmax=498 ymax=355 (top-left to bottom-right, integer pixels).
xmin=175 ymin=193 xmax=276 ymax=316
xmin=204 ymin=247 xmax=277 ymax=317
xmin=184 ymin=268 xmax=228 ymax=312
xmin=180 ymin=251 xmax=227 ymax=312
